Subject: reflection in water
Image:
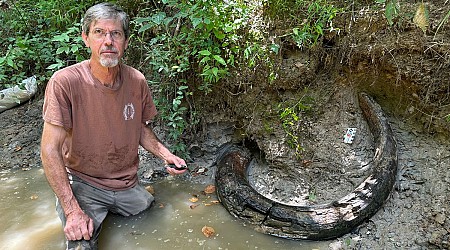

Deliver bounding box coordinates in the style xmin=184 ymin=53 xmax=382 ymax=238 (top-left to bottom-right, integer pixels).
xmin=0 ymin=168 xmax=329 ymax=250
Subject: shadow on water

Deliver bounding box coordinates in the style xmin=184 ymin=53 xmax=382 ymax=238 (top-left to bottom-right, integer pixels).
xmin=0 ymin=168 xmax=330 ymax=250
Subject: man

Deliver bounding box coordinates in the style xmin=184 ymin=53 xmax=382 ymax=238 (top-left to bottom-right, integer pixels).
xmin=40 ymin=3 xmax=187 ymax=249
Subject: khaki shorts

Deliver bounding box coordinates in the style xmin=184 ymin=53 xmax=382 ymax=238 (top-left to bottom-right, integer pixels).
xmin=56 ymin=173 xmax=154 ymax=250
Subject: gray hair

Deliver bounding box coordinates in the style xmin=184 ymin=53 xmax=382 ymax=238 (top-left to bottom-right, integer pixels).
xmin=82 ymin=3 xmax=130 ymax=39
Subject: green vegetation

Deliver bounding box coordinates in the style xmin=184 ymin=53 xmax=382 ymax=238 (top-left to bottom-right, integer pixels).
xmin=0 ymin=0 xmax=94 ymax=88
xmin=308 ymin=187 xmax=317 ymax=202
xmin=133 ymin=0 xmax=268 ymax=154
xmin=134 ymin=0 xmax=257 ymax=92
xmin=265 ymin=0 xmax=339 ymax=48
xmin=1 ymin=0 xmax=340 ymax=156
xmin=376 ymin=0 xmax=400 ymax=26
xmin=277 ymin=96 xmax=313 ymax=158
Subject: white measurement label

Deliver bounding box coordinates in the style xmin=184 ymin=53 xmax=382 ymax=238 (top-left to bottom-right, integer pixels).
xmin=344 ymin=128 xmax=356 ymax=144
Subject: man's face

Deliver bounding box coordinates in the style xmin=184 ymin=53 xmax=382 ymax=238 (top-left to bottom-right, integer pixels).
xmin=82 ymin=18 xmax=129 ymax=68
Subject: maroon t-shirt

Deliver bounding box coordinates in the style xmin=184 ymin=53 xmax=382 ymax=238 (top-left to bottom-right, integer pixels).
xmin=43 ymin=60 xmax=157 ymax=190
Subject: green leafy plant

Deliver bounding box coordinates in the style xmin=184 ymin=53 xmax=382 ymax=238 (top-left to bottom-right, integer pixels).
xmin=278 ymin=99 xmax=312 ymax=158
xmin=136 ymin=0 xmax=257 ymax=90
xmin=308 ymin=188 xmax=317 ymax=202
xmin=0 ymin=34 xmax=55 ymax=88
xmin=47 ymin=24 xmax=88 ymax=71
xmin=0 ymin=0 xmax=96 ymax=89
xmin=134 ymin=0 xmax=271 ymax=154
xmin=279 ymin=106 xmax=301 ymax=153
xmin=292 ymin=0 xmax=339 ymax=48
xmin=198 ymin=49 xmax=228 ymax=93
xmin=265 ymin=0 xmax=340 ymax=48
xmin=376 ymin=0 xmax=400 ymax=26
xmin=0 ymin=39 xmax=28 ymax=87
xmin=166 ymin=85 xmax=191 ymax=156
xmin=344 ymin=237 xmax=352 ymax=246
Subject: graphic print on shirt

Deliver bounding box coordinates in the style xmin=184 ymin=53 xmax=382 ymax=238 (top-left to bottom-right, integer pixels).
xmin=123 ymin=103 xmax=135 ymax=121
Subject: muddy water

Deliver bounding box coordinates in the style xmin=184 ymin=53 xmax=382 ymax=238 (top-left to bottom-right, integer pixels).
xmin=0 ymin=168 xmax=65 ymax=250
xmin=0 ymin=168 xmax=330 ymax=250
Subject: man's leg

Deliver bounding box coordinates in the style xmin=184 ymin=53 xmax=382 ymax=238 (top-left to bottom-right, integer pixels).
xmin=56 ymin=174 xmax=111 ymax=250
xmin=111 ymin=183 xmax=154 ymax=216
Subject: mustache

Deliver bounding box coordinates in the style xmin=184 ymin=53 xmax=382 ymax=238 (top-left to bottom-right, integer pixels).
xmin=100 ymin=47 xmax=118 ymax=53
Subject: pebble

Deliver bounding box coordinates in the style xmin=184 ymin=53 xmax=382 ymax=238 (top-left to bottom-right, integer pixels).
xmin=435 ymin=213 xmax=446 ymax=225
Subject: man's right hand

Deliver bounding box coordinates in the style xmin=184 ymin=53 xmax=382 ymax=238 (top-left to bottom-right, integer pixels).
xmin=64 ymin=209 xmax=94 ymax=241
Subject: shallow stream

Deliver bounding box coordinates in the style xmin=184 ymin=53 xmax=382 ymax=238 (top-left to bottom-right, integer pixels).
xmin=0 ymin=167 xmax=330 ymax=250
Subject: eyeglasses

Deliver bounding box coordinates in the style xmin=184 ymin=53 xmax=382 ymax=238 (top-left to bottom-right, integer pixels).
xmin=90 ymin=28 xmax=125 ymax=41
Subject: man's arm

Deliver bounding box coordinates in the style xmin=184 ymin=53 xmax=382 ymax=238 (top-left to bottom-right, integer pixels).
xmin=139 ymin=123 xmax=187 ymax=175
xmin=40 ymin=121 xmax=94 ymax=240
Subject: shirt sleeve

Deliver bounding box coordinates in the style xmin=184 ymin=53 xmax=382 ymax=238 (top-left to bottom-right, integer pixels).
xmin=42 ymin=75 xmax=73 ymax=129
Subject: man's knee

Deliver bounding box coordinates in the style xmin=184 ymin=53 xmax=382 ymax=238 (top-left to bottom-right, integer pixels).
xmin=115 ymin=184 xmax=154 ymax=216
xmin=129 ymin=185 xmax=154 ymax=214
